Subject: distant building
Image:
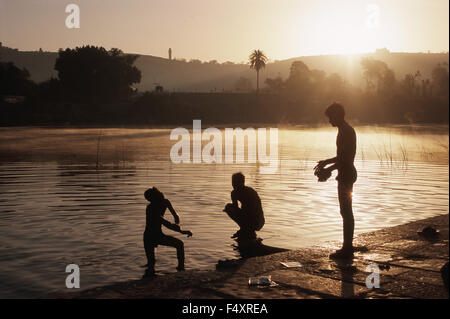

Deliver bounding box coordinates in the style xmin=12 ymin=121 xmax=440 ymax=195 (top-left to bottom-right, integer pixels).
xmin=375 ymin=48 xmax=390 ymax=55
xmin=168 ymin=48 xmax=172 ymax=60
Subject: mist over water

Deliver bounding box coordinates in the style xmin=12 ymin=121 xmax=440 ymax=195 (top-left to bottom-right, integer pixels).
xmin=0 ymin=125 xmax=448 ymax=298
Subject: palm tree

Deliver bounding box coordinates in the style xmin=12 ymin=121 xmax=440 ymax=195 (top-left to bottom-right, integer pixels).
xmin=249 ymin=49 xmax=268 ymax=93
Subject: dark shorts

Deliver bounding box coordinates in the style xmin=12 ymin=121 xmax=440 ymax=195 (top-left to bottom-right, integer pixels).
xmin=143 ymin=232 xmax=183 ymax=248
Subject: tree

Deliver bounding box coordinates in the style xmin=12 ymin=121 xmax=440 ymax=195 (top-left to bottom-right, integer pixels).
xmin=189 ymin=59 xmax=202 ymax=64
xmin=54 ymin=45 xmax=141 ymax=102
xmin=249 ymin=49 xmax=268 ymax=93
xmin=431 ymin=63 xmax=449 ymax=98
xmin=325 ymin=73 xmax=346 ymax=100
xmin=361 ymin=58 xmax=396 ymax=94
xmin=401 ymin=71 xmax=421 ymax=98
xmin=234 ymin=77 xmax=253 ymax=92
xmin=285 ymin=61 xmax=313 ymax=97
xmin=264 ymin=76 xmax=284 ymax=94
xmin=0 ymin=61 xmax=35 ymax=96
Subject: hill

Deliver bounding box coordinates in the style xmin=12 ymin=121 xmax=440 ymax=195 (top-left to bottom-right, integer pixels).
xmin=1 ymin=43 xmax=448 ymax=92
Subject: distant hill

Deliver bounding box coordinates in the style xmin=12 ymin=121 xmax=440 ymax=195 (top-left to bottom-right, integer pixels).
xmin=0 ymin=46 xmax=58 ymax=83
xmin=1 ymin=43 xmax=448 ymax=92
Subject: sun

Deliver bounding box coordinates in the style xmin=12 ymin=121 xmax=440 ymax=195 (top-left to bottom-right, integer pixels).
xmin=323 ymin=19 xmax=381 ymax=55
xmin=293 ymin=2 xmax=383 ymax=56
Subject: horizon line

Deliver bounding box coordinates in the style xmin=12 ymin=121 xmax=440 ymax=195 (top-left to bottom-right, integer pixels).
xmin=1 ymin=42 xmax=449 ymax=64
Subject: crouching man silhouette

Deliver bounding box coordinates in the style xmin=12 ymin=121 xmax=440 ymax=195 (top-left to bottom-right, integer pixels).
xmin=223 ymin=172 xmax=265 ymax=241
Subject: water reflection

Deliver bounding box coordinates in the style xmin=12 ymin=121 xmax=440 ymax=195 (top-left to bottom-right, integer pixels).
xmin=0 ymin=126 xmax=448 ymax=297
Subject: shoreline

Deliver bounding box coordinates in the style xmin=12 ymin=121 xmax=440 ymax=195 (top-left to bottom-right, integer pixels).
xmin=0 ymin=123 xmax=449 ymax=131
xmin=49 ymin=214 xmax=449 ymax=299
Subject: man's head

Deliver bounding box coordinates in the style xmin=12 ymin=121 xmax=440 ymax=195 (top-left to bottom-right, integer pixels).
xmin=232 ymin=172 xmax=245 ymax=190
xmin=144 ymin=187 xmax=164 ymax=202
xmin=325 ymin=102 xmax=346 ymax=127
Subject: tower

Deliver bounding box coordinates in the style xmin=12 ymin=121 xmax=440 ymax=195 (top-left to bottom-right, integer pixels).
xmin=168 ymin=48 xmax=172 ymax=60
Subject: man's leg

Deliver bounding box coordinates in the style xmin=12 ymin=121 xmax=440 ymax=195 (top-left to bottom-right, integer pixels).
xmin=159 ymin=235 xmax=185 ymax=270
xmin=143 ymin=233 xmax=156 ymax=272
xmin=224 ymin=205 xmax=259 ymax=240
xmin=338 ymin=181 xmax=355 ymax=251
xmin=240 ymin=210 xmax=258 ymax=240
xmin=224 ymin=205 xmax=245 ymax=228
xmin=225 ymin=206 xmax=246 ymax=238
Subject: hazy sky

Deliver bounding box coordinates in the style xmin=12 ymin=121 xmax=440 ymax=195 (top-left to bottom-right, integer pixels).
xmin=1 ymin=0 xmax=448 ymax=62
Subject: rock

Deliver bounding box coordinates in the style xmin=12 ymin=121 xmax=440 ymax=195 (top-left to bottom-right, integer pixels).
xmin=418 ymin=226 xmax=440 ymax=240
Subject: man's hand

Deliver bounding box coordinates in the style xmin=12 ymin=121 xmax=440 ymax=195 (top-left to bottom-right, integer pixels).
xmin=182 ymin=230 xmax=193 ymax=237
xmin=314 ymin=160 xmax=326 ymax=172
xmin=315 ymin=166 xmax=332 ymax=182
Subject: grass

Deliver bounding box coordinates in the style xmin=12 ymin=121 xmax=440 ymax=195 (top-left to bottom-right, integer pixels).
xmin=399 ymin=142 xmax=409 ymax=169
xmin=96 ymin=130 xmax=103 ymax=169
xmin=370 ymin=141 xmax=409 ymax=169
xmin=95 ymin=130 xmax=131 ymax=169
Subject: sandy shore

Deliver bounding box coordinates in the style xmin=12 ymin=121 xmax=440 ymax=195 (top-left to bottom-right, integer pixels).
xmin=49 ymin=214 xmax=449 ymax=299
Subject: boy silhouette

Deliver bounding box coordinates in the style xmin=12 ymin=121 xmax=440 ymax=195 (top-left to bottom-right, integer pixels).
xmin=143 ymin=187 xmax=192 ymax=275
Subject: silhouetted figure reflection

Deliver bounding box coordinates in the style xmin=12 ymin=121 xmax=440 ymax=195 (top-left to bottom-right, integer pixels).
xmin=143 ymin=187 xmax=192 ymax=277
xmin=223 ymin=172 xmax=265 ymax=241
xmin=315 ymin=103 xmax=357 ymax=259
xmin=335 ymin=260 xmax=357 ymax=297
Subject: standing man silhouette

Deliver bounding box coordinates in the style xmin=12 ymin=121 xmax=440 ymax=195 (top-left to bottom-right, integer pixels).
xmin=315 ymin=103 xmax=357 ymax=259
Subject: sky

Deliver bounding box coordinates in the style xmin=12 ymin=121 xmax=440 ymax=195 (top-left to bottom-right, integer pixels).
xmin=0 ymin=0 xmax=449 ymax=62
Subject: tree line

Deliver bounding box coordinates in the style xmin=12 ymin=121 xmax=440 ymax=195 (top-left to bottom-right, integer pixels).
xmin=0 ymin=45 xmax=448 ymax=125
xmin=261 ymin=58 xmax=449 ymax=123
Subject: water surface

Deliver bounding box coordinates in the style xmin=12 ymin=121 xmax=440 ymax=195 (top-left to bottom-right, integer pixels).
xmin=0 ymin=125 xmax=448 ymax=298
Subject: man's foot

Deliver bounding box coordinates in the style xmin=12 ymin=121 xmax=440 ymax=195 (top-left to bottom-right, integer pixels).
xmin=236 ymin=230 xmax=257 ymax=241
xmin=231 ymin=230 xmax=242 ymax=239
xmin=329 ymin=248 xmax=354 ymax=260
xmin=143 ymin=268 xmax=155 ymax=278
xmin=176 ymin=265 xmax=185 ymax=271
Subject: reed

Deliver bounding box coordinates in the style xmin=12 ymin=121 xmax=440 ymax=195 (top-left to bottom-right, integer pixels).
xmin=96 ymin=130 xmax=103 ymax=169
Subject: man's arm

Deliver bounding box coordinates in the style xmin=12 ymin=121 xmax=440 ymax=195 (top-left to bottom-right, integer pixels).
xmin=314 ymin=157 xmax=337 ymax=171
xmin=322 ymin=157 xmax=337 ymax=165
xmin=161 ymin=217 xmax=181 ymax=232
xmin=325 ymin=163 xmax=338 ymax=172
xmin=160 ymin=217 xmax=192 ymax=237
xmin=166 ymin=199 xmax=180 ymax=224
xmin=231 ymin=190 xmax=239 ymax=209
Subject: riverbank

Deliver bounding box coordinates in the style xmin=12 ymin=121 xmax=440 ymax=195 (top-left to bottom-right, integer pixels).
xmin=49 ymin=214 xmax=449 ymax=299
